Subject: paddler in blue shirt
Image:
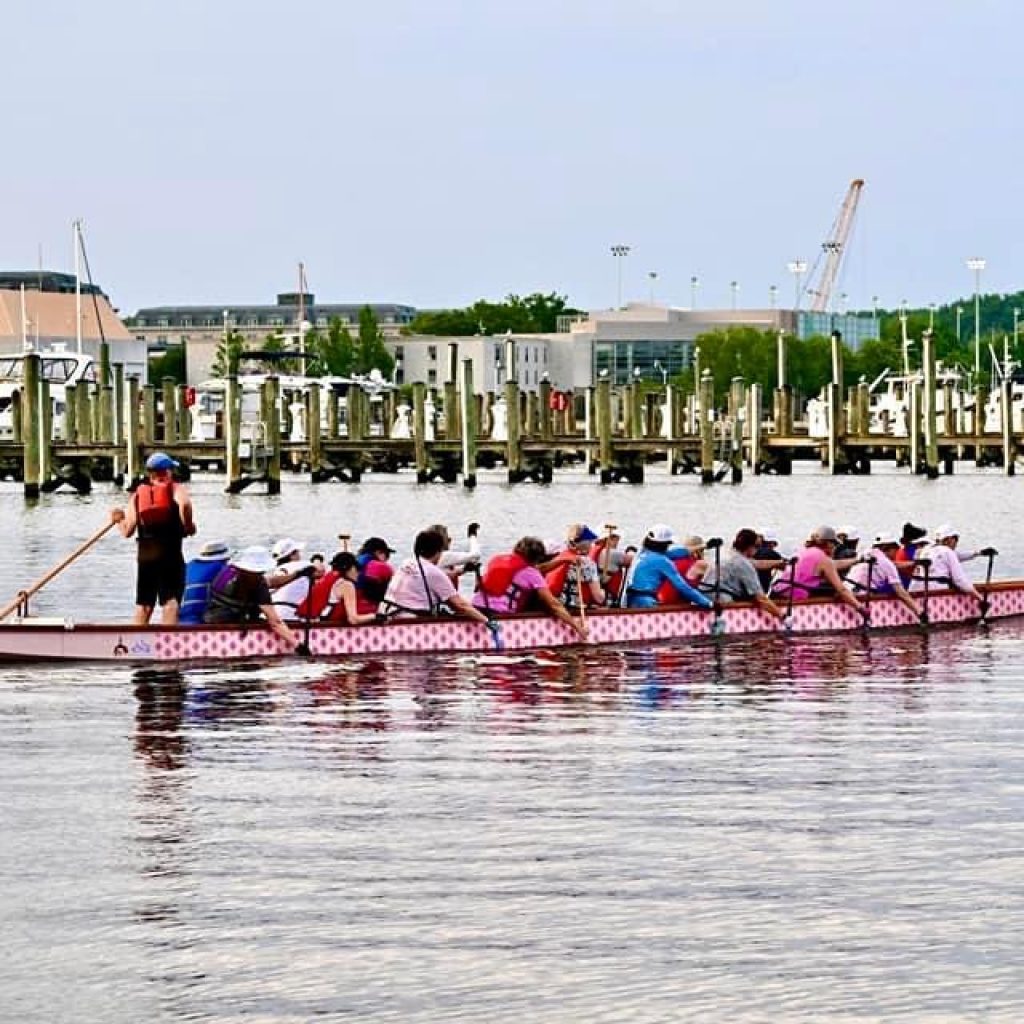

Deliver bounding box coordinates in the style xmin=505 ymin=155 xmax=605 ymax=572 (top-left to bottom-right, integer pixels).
xmin=623 ymin=524 xmax=715 ymax=610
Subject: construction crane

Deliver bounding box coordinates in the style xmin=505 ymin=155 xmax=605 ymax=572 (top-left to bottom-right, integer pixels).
xmin=805 ymin=178 xmax=864 ymax=314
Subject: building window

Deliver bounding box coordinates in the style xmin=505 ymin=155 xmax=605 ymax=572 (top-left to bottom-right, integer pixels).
xmin=202 ymin=317 xmax=215 ymax=327
xmin=136 ymin=317 xmax=147 ymax=327
xmin=158 ymin=318 xmax=169 ymax=328
xmin=269 ymin=316 xmax=284 ymax=327
xmin=394 ymin=345 xmax=404 ymax=360
xmin=428 ymin=346 xmax=437 ymax=361
xmin=181 ymin=317 xmax=192 ymax=327
xmin=247 ymin=317 xmax=258 ymax=327
xmin=427 ymin=368 xmax=437 ymax=385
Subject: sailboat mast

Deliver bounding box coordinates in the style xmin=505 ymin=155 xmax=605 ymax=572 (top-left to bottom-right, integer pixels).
xmin=20 ymin=284 xmax=28 ymax=351
xmin=73 ymin=219 xmax=83 ymax=354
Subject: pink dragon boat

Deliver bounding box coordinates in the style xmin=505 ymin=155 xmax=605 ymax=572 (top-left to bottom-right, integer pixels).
xmin=1 ymin=581 xmax=1022 ymax=663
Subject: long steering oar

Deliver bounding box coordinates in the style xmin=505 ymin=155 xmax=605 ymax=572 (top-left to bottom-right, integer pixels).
xmin=0 ymin=518 xmax=118 ymax=622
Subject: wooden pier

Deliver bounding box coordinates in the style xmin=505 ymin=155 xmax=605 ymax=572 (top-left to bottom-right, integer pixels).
xmin=1 ymin=348 xmax=1021 ymax=498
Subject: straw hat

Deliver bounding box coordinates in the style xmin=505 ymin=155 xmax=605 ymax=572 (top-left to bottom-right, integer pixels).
xmin=196 ymin=540 xmax=230 ymax=562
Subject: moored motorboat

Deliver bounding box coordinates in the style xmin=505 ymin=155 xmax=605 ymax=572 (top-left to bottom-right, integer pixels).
xmin=1 ymin=581 xmax=1022 ymax=663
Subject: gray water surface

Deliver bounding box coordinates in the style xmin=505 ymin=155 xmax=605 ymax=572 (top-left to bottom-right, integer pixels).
xmin=2 ymin=468 xmax=1023 ymax=1022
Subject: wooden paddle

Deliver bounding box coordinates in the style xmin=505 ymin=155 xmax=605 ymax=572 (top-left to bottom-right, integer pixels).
xmin=706 ymin=536 xmax=725 ymax=636
xmin=861 ymin=555 xmax=875 ymax=629
xmin=918 ymin=557 xmax=931 ymax=626
xmin=979 ymin=547 xmax=998 ymax=624
xmin=599 ymin=523 xmax=616 ymax=585
xmin=575 ymin=556 xmax=587 ymax=636
xmin=0 ymin=518 xmax=118 ymax=622
xmin=338 ymin=533 xmax=351 ymax=553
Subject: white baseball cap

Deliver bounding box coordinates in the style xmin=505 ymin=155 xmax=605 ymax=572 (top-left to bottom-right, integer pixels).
xmin=646 ymin=523 xmax=675 ymax=544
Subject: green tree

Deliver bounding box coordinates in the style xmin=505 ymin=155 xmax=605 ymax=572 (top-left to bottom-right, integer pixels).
xmin=307 ymin=317 xmax=358 ymax=377
xmin=211 ymin=329 xmax=247 ymax=377
xmin=356 ymin=305 xmax=394 ymax=377
xmin=405 ymin=291 xmax=582 ymax=335
xmin=148 ymin=344 xmax=186 ymax=385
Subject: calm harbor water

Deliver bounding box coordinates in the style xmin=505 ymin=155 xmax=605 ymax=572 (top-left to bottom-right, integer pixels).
xmin=3 ymin=466 xmax=1024 ymax=1022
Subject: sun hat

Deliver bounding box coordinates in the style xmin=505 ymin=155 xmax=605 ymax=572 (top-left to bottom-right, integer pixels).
xmin=933 ymin=523 xmax=959 ymax=541
xmin=837 ymin=524 xmax=860 ymax=539
xmin=145 ymin=451 xmax=178 ymax=471
xmin=810 ymin=525 xmax=838 ymax=543
xmin=231 ymin=546 xmax=276 ymax=574
xmin=758 ymin=527 xmax=779 ymax=544
xmin=901 ymin=522 xmax=928 ymax=543
xmin=873 ymin=533 xmax=900 ymax=547
xmin=646 ymin=523 xmax=675 ymax=544
xmin=197 ymin=540 xmax=230 ymax=562
xmin=682 ymin=534 xmax=705 ymax=551
xmin=271 ymin=537 xmax=304 ymax=561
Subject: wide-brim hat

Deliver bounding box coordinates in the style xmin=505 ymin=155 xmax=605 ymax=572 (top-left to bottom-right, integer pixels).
xmin=901 ymin=522 xmax=928 ymax=543
xmin=682 ymin=535 xmax=705 ymax=551
xmin=271 ymin=537 xmax=304 ymax=561
xmin=231 ymin=546 xmax=276 ymax=574
xmin=874 ymin=533 xmax=900 ymax=548
xmin=197 ymin=540 xmax=230 ymax=561
xmin=933 ymin=523 xmax=959 ymax=541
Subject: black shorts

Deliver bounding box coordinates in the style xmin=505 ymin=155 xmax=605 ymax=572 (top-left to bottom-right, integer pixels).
xmin=136 ymin=555 xmax=186 ymax=607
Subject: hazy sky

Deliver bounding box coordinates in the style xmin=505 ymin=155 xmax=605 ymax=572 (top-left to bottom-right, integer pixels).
xmin=4 ymin=0 xmax=1020 ymax=315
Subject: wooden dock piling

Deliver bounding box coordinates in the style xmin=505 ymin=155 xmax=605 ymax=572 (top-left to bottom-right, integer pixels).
xmin=22 ymin=353 xmax=41 ymax=498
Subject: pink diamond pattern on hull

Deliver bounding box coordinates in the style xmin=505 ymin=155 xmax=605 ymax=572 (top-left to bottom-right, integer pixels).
xmin=7 ymin=581 xmax=1024 ymax=662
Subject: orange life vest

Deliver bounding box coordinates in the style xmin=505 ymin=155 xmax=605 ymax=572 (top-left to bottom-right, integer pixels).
xmin=134 ymin=479 xmax=177 ymax=534
xmin=479 ymin=552 xmax=529 ymax=598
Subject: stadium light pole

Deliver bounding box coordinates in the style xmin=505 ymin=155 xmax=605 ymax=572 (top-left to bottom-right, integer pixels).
xmin=690 ymin=275 xmax=699 ymax=310
xmin=966 ymin=257 xmax=986 ymax=377
xmin=610 ymin=245 xmax=631 ymax=309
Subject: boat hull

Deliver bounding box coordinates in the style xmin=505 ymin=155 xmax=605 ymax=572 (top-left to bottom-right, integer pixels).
xmin=1 ymin=582 xmax=1022 ymax=664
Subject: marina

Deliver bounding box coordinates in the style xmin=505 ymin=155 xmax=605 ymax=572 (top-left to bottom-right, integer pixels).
xmin=3 ymin=330 xmax=1024 ymax=496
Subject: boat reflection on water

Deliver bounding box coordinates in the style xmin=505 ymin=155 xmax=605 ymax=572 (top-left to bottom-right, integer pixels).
xmin=133 ymin=668 xmax=189 ymax=772
xmin=130 ymin=623 xmax=996 ymax=761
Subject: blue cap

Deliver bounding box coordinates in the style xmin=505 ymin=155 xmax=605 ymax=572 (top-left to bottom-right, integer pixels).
xmin=145 ymin=451 xmax=179 ymax=471
xmin=573 ymin=525 xmax=599 ymax=543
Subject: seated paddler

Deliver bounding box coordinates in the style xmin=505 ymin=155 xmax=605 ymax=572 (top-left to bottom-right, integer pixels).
xmin=380 ymin=528 xmax=500 ymax=637
xmin=204 ymin=545 xmax=308 ymax=654
xmin=622 ymin=524 xmax=714 ymax=610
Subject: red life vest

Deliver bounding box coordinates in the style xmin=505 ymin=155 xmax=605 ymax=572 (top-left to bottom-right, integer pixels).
xmin=479 ymin=552 xmax=529 ymax=598
xmin=543 ymin=550 xmax=579 ymax=598
xmin=656 ymin=555 xmax=697 ymax=604
xmin=322 ymin=577 xmax=355 ymax=624
xmin=297 ymin=570 xmax=338 ymax=619
xmin=134 ymin=479 xmax=178 ymax=538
